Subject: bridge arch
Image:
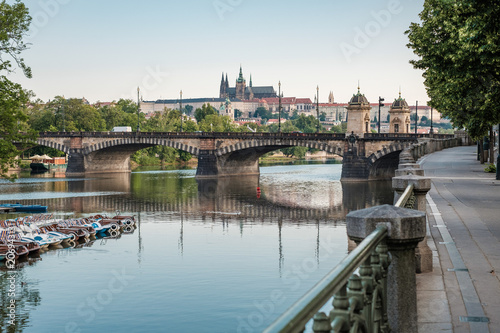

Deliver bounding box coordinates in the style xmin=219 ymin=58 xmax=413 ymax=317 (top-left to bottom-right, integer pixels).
xmin=36 ymin=138 xmax=71 ymax=155
xmin=366 ymin=142 xmax=412 ymax=179
xmin=83 ymin=137 xmax=199 ymax=156
xmin=214 ymin=139 xmax=345 ymax=157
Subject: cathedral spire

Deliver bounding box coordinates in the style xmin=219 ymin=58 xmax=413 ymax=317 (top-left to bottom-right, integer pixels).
xmin=249 ymin=74 xmax=253 ymax=87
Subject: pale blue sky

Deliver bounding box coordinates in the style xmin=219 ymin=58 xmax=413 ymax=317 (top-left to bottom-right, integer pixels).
xmin=11 ymin=0 xmax=428 ymax=104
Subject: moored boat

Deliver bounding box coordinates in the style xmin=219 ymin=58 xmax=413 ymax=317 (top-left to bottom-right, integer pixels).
xmin=0 ymin=203 xmax=48 ymax=213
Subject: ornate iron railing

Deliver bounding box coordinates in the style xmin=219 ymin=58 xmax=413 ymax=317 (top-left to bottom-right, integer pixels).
xmin=265 ymin=183 xmax=417 ymax=332
xmin=263 ymin=225 xmax=390 ymax=333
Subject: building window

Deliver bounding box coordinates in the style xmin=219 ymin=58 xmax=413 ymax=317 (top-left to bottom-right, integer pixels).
xmin=394 ymin=123 xmax=399 ymax=133
xmin=365 ymin=122 xmax=369 ymax=133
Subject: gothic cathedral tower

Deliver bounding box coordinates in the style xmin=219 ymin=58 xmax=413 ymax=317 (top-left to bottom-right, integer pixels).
xmin=235 ymin=65 xmax=246 ymax=100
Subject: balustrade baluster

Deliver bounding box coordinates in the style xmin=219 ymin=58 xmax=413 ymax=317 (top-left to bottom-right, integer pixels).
xmin=330 ymin=284 xmax=350 ymax=333
xmin=376 ymin=242 xmax=390 ymax=332
xmin=359 ymin=257 xmax=374 ymax=332
xmin=312 ymin=312 xmax=331 ymax=333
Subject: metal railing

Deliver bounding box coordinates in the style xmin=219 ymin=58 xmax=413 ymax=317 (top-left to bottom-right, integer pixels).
xmin=264 ymin=225 xmax=390 ymax=333
xmin=36 ymin=131 xmax=347 ymax=140
xmin=394 ymin=183 xmax=415 ymax=209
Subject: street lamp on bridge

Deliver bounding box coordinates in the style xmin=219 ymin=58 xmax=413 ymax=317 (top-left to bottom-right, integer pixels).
xmin=278 ymin=81 xmax=282 ymax=133
xmin=137 ymin=87 xmax=140 ymax=132
xmin=180 ymin=90 xmax=183 ymax=132
xmin=378 ymin=96 xmax=384 ymax=134
xmin=414 ymin=100 xmax=418 ymax=134
xmin=316 ymin=86 xmax=320 ymax=133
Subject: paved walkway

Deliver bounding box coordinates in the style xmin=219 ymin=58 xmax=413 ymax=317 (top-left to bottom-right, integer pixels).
xmin=416 ymin=145 xmax=500 ymax=332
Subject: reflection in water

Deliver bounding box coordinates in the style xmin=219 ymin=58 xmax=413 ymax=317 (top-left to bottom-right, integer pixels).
xmin=0 ymin=262 xmax=41 ymax=333
xmin=0 ymin=162 xmax=395 ymax=332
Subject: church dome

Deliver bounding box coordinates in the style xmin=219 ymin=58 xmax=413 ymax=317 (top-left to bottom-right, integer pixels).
xmin=349 ymin=88 xmax=369 ymax=105
xmin=391 ymin=92 xmax=409 ymax=109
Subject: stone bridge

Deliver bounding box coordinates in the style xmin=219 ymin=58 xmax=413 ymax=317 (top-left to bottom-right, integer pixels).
xmin=34 ymin=131 xmax=459 ymax=180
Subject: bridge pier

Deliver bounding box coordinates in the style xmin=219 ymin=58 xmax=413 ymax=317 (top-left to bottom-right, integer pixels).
xmin=340 ymin=153 xmax=370 ymax=180
xmin=196 ymin=149 xmax=260 ymax=177
xmin=66 ymin=151 xmax=85 ymax=175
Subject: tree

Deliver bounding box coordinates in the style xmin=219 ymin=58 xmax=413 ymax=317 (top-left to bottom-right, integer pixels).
xmin=234 ymin=108 xmax=242 ymax=118
xmin=117 ymin=99 xmax=138 ymax=114
xmin=0 ymin=0 xmax=37 ymax=179
xmin=320 ymin=112 xmax=326 ymax=121
xmin=184 ymin=104 xmax=193 ymax=116
xmin=292 ymin=114 xmax=322 ymax=133
xmin=198 ymin=114 xmax=236 ymax=132
xmin=253 ymin=106 xmax=272 ymax=120
xmin=406 ymin=0 xmax=500 ymax=140
xmin=194 ymin=103 xmax=217 ymax=123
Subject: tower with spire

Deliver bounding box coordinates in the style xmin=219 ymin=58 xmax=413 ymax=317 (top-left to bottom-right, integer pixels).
xmin=235 ymin=65 xmax=246 ymax=99
xmin=346 ymin=83 xmax=372 ymax=136
xmin=219 ymin=66 xmax=276 ymax=100
xmin=389 ymin=88 xmax=411 ymax=133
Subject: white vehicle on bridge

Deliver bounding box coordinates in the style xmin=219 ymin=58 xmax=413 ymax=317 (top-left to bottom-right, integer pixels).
xmin=111 ymin=126 xmax=132 ymax=132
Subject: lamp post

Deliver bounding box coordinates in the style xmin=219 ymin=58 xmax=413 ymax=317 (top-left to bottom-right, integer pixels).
xmin=136 ymin=87 xmax=140 ymax=132
xmin=378 ymin=96 xmax=384 ymax=134
xmin=316 ymin=85 xmax=320 ymax=133
xmin=414 ymin=100 xmax=418 ymax=134
xmin=180 ymin=90 xmax=183 ymax=132
xmin=430 ymin=107 xmax=434 ymax=134
xmin=62 ymin=96 xmax=65 ymax=132
xmin=278 ymin=81 xmax=282 ymax=133
xmin=497 ymin=124 xmax=500 ymax=180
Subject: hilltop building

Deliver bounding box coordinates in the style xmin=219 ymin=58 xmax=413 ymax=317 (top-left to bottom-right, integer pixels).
xmin=219 ymin=66 xmax=277 ymax=100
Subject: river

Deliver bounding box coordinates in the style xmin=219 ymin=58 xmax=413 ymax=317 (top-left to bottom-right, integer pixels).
xmin=0 ymin=161 xmax=394 ymax=333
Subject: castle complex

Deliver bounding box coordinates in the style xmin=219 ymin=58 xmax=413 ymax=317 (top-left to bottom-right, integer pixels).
xmin=138 ymin=66 xmax=442 ymax=132
xmin=219 ymin=66 xmax=277 ymax=100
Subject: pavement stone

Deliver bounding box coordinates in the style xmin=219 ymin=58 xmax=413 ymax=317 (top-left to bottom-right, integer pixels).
xmin=417 ymin=145 xmax=500 ymax=333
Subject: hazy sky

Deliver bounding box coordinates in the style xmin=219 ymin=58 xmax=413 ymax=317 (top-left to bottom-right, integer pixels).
xmin=11 ymin=0 xmax=428 ymax=105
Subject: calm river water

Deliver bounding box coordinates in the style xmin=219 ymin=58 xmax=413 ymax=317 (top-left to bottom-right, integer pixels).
xmin=0 ymin=161 xmax=393 ymax=333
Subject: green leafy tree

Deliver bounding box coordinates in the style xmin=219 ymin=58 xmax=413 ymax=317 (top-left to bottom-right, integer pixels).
xmin=330 ymin=122 xmax=347 ymax=133
xmin=292 ymin=114 xmax=322 ymax=133
xmin=117 ymin=99 xmax=138 ymax=114
xmin=234 ymin=108 xmax=242 ymax=118
xmin=198 ymin=114 xmax=236 ymax=132
xmin=194 ymin=103 xmax=217 ymax=123
xmin=0 ymin=0 xmax=37 ymax=179
xmin=320 ymin=112 xmax=326 ymax=121
xmin=184 ymin=104 xmax=193 ymax=116
xmin=406 ymin=0 xmax=500 ymax=139
xmin=281 ymin=146 xmax=308 ymax=159
xmin=253 ymin=106 xmax=272 ymax=120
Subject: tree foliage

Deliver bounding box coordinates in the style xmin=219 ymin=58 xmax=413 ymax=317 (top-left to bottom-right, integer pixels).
xmin=0 ymin=0 xmax=36 ymax=180
xmin=194 ymin=103 xmax=217 ymax=123
xmin=406 ymin=0 xmax=500 ymax=139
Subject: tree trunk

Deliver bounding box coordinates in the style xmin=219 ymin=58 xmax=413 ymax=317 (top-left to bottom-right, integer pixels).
xmin=490 ymin=126 xmax=495 ymax=165
xmin=480 ymin=139 xmax=485 ymax=164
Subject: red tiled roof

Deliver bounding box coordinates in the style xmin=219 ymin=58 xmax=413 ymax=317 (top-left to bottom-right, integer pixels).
xmin=262 ymin=97 xmax=296 ymax=104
